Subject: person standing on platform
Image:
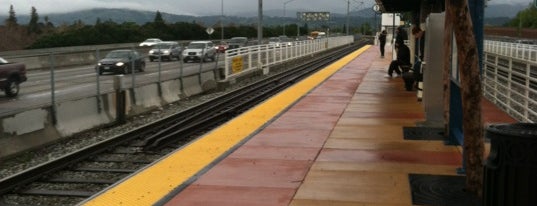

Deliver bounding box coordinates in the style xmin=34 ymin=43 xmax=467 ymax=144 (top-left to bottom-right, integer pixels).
xmin=395 ymin=26 xmax=408 ymax=45
xmin=410 ymin=26 xmax=426 ymax=88
xmin=378 ymin=30 xmax=387 ymax=58
xmin=386 ymin=42 xmax=411 ymax=78
xmin=412 ymin=26 xmax=426 ymax=61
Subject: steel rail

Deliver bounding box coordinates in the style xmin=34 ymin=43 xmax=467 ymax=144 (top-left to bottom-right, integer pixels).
xmin=0 ymin=40 xmax=369 ymax=205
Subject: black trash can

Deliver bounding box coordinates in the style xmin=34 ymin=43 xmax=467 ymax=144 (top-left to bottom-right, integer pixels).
xmin=483 ymin=123 xmax=537 ymax=206
xmin=402 ymin=72 xmax=415 ymax=91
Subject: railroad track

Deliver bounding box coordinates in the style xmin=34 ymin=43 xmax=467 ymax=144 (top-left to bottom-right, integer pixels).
xmin=0 ymin=40 xmax=369 ymax=206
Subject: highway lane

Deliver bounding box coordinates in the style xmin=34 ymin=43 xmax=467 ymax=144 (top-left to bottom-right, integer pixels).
xmin=0 ymin=56 xmax=225 ymax=117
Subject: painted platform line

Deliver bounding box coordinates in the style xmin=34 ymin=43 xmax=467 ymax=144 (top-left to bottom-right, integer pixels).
xmin=82 ymin=45 xmax=371 ymax=206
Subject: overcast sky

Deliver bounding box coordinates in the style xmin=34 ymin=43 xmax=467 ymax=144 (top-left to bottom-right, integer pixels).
xmin=1 ymin=0 xmax=533 ymax=16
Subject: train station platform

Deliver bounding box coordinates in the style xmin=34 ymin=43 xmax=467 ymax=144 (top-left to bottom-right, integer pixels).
xmin=83 ymin=44 xmax=516 ymax=206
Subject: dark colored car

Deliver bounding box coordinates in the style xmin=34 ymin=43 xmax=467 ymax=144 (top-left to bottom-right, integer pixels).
xmin=227 ymin=37 xmax=248 ymax=50
xmin=0 ymin=57 xmax=27 ymax=97
xmin=96 ymin=50 xmax=145 ymax=75
xmin=148 ymin=42 xmax=181 ymax=62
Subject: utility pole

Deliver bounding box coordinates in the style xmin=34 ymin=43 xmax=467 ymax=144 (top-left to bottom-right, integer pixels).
xmin=284 ymin=0 xmax=297 ymax=36
xmin=221 ymin=0 xmax=224 ymax=42
xmin=258 ymin=0 xmax=263 ymax=44
xmin=346 ymin=0 xmax=350 ymax=35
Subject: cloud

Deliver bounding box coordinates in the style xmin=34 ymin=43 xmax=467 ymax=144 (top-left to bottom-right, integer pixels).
xmin=1 ymin=0 xmax=531 ymax=16
xmin=2 ymin=0 xmax=372 ymax=16
xmin=488 ymin=0 xmax=532 ymax=4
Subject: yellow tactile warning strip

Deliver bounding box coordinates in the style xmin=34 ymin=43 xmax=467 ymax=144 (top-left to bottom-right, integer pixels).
xmin=82 ymin=45 xmax=371 ymax=206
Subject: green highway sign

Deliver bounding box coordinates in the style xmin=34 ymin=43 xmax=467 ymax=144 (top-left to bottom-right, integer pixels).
xmin=297 ymin=12 xmax=330 ymax=22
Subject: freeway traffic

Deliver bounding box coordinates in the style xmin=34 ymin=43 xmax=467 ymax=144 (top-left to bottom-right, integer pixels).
xmin=0 ymin=55 xmax=224 ymax=117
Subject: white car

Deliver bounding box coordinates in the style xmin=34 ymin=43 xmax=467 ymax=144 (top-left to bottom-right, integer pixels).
xmin=139 ymin=38 xmax=163 ymax=47
xmin=182 ymin=41 xmax=216 ymax=63
xmin=268 ymin=37 xmax=281 ymax=47
xmin=148 ymin=42 xmax=182 ymax=61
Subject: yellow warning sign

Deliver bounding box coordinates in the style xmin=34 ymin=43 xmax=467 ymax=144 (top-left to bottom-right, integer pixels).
xmin=232 ymin=56 xmax=243 ymax=74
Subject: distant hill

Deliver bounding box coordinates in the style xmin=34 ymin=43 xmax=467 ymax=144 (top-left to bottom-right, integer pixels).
xmin=485 ymin=3 xmax=528 ymax=18
xmin=0 ymin=8 xmax=377 ymax=29
xmin=0 ymin=3 xmax=528 ymax=27
xmin=484 ymin=3 xmax=528 ymax=26
xmin=4 ymin=9 xmax=199 ymax=26
xmin=1 ymin=8 xmax=291 ymax=27
xmin=484 ymin=17 xmax=511 ymax=26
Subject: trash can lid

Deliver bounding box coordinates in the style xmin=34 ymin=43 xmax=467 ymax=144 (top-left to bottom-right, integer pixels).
xmin=487 ymin=123 xmax=537 ymax=139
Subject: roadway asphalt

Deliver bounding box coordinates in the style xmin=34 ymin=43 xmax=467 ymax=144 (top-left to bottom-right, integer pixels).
xmin=0 ymin=56 xmax=225 ymax=117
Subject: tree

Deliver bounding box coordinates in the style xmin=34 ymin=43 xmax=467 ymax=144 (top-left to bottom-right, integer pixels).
xmin=44 ymin=16 xmax=51 ymax=27
xmin=42 ymin=16 xmax=54 ymax=33
xmin=302 ymin=23 xmax=309 ymax=35
xmin=5 ymin=4 xmax=18 ymax=28
xmin=28 ymin=6 xmax=40 ymax=34
xmin=507 ymin=4 xmax=537 ymax=29
xmin=360 ymin=23 xmax=372 ymax=35
xmin=154 ymin=10 xmax=165 ymax=25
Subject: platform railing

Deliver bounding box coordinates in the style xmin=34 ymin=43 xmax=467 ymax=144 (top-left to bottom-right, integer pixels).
xmin=223 ymin=36 xmax=354 ymax=80
xmin=484 ymin=40 xmax=537 ymax=63
xmin=483 ymin=40 xmax=537 ymax=122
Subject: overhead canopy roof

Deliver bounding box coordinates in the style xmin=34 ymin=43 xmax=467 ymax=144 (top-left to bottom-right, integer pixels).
xmin=375 ymin=0 xmax=422 ymax=13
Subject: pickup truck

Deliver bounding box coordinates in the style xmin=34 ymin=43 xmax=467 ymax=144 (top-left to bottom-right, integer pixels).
xmin=0 ymin=57 xmax=27 ymax=97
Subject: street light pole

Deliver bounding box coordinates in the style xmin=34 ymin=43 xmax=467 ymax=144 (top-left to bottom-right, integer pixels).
xmin=283 ymin=0 xmax=296 ymax=36
xmin=346 ymin=0 xmax=350 ymax=35
xmin=258 ymin=0 xmax=263 ymax=44
xmin=283 ymin=3 xmax=286 ymax=36
xmin=221 ymin=0 xmax=224 ymax=42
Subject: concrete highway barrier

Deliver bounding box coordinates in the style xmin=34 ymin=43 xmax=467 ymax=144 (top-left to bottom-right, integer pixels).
xmin=0 ymin=70 xmax=217 ymax=159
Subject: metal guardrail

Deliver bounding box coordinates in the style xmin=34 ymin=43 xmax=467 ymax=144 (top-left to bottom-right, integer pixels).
xmin=0 ymin=40 xmax=195 ymax=70
xmin=483 ymin=40 xmax=537 ymax=122
xmin=222 ymin=36 xmax=354 ymax=80
xmin=0 ymin=41 xmax=196 ymax=57
xmin=484 ymin=40 xmax=537 ymax=63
